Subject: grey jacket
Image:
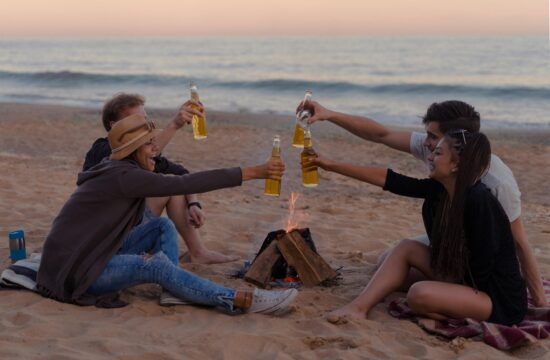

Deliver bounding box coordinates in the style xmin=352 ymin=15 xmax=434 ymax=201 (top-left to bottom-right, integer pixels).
xmin=37 ymin=158 xmax=242 ymax=304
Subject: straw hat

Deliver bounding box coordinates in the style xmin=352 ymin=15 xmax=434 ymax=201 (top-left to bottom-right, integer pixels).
xmin=108 ymin=114 xmax=161 ymax=160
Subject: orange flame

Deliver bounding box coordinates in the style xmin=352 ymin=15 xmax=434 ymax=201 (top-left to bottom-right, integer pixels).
xmin=285 ymin=192 xmax=300 ymax=232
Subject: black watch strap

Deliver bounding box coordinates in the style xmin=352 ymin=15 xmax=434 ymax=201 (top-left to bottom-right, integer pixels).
xmin=187 ymin=201 xmax=202 ymax=210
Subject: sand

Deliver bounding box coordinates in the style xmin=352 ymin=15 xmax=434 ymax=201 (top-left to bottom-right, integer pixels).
xmin=0 ymin=102 xmax=549 ymax=359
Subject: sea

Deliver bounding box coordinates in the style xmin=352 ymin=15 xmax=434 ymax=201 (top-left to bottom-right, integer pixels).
xmin=1 ymin=36 xmax=549 ymax=128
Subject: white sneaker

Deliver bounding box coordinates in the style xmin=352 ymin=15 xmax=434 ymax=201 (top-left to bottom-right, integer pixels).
xmin=159 ymin=291 xmax=192 ymax=306
xmin=246 ymin=288 xmax=298 ymax=315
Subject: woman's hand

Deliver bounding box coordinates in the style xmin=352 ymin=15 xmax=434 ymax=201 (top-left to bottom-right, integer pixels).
xmin=302 ymin=151 xmax=332 ymax=171
xmin=242 ymin=158 xmax=285 ymax=181
xmin=261 ymin=158 xmax=285 ymax=180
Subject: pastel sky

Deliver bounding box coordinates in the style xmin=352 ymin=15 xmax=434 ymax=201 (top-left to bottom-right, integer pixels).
xmin=0 ymin=0 xmax=547 ymax=37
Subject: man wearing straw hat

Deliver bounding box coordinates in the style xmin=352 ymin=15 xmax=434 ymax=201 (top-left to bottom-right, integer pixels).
xmin=37 ymin=113 xmax=297 ymax=313
xmin=83 ymin=93 xmax=237 ymax=265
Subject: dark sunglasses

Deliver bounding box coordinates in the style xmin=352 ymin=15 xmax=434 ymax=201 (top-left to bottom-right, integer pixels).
xmin=448 ymin=129 xmax=469 ymax=145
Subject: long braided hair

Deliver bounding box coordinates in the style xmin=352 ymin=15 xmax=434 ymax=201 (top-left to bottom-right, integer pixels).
xmin=429 ymin=131 xmax=491 ymax=281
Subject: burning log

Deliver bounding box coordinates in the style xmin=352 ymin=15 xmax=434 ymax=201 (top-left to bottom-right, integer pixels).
xmin=276 ymin=230 xmax=337 ymax=287
xmin=244 ymin=228 xmax=337 ymax=288
xmin=244 ymin=241 xmax=283 ymax=287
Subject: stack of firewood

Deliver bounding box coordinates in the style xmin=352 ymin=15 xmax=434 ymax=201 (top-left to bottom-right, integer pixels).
xmin=244 ymin=229 xmax=337 ymax=288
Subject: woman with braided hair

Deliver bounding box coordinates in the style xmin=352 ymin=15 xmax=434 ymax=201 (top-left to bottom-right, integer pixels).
xmin=304 ymin=130 xmax=527 ymax=325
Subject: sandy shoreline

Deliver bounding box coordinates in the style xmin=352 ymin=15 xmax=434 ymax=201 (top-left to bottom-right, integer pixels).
xmin=0 ymin=102 xmax=549 ymax=359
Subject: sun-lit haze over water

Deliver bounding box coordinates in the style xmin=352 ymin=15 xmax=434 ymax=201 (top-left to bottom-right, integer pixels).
xmin=0 ymin=1 xmax=548 ymax=128
xmin=0 ymin=0 xmax=546 ymax=37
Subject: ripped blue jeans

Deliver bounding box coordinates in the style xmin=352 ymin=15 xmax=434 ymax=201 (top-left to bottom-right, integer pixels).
xmin=86 ymin=216 xmax=236 ymax=311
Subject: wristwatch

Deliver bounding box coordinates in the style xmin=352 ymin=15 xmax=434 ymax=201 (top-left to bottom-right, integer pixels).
xmin=187 ymin=201 xmax=202 ymax=210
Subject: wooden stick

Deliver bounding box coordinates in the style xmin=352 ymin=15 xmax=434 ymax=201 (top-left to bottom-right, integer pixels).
xmin=244 ymin=241 xmax=282 ymax=288
xmin=276 ymin=230 xmax=337 ymax=286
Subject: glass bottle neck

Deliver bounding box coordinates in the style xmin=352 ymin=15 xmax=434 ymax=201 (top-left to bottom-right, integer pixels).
xmin=297 ymin=90 xmax=313 ymax=123
xmin=271 ymin=137 xmax=281 ymax=156
xmin=190 ymin=83 xmax=200 ymax=100
xmin=303 ymin=90 xmax=312 ymax=103
xmin=303 ymin=135 xmax=313 ymax=148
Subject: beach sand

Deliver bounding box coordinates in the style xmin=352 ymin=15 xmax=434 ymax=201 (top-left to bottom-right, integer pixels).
xmin=0 ymin=102 xmax=549 ymax=359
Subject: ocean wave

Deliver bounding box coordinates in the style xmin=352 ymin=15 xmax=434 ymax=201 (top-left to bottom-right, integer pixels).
xmin=215 ymin=79 xmax=550 ymax=99
xmin=1 ymin=70 xmax=549 ymax=99
xmin=0 ymin=70 xmax=192 ymax=86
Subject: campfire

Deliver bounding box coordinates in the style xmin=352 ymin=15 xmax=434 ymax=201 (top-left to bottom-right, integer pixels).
xmin=244 ymin=193 xmax=337 ymax=288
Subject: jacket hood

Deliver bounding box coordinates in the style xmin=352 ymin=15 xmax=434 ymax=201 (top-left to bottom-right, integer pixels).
xmin=77 ymin=158 xmax=138 ymax=186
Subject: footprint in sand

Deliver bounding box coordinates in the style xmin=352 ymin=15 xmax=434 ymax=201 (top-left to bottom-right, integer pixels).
xmin=319 ymin=207 xmax=341 ymax=215
xmin=345 ymin=250 xmax=364 ymax=261
xmin=303 ymin=336 xmax=360 ymax=350
xmin=448 ymin=337 xmax=467 ymax=353
xmin=5 ymin=311 xmax=32 ymax=326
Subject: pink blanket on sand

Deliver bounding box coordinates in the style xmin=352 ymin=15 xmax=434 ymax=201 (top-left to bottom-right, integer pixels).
xmin=388 ymin=279 xmax=550 ymax=350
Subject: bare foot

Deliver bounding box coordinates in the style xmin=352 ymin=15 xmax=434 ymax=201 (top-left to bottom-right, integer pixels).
xmin=326 ymin=304 xmax=366 ymax=324
xmin=180 ymin=250 xmax=239 ymax=264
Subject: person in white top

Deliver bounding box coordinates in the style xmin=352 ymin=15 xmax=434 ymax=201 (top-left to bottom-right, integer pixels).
xmin=298 ymin=99 xmax=547 ymax=308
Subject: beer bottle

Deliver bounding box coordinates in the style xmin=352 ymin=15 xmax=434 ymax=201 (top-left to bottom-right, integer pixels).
xmin=301 ymin=129 xmax=318 ymax=187
xmin=264 ymin=135 xmax=282 ymax=196
xmin=292 ymin=90 xmax=313 ymax=148
xmin=189 ymin=82 xmax=207 ymax=140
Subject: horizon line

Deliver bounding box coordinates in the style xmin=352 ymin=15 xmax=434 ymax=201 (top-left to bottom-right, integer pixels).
xmin=1 ymin=32 xmax=547 ymax=39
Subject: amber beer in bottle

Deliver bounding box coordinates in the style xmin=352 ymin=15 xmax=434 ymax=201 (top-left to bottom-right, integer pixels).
xmin=301 ymin=129 xmax=318 ymax=187
xmin=189 ymin=82 xmax=207 ymax=139
xmin=264 ymin=135 xmax=282 ymax=196
xmin=292 ymin=90 xmax=313 ymax=148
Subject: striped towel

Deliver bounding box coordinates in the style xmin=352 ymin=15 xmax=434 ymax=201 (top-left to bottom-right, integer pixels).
xmin=0 ymin=253 xmax=41 ymax=291
xmin=388 ymin=279 xmax=550 ymax=350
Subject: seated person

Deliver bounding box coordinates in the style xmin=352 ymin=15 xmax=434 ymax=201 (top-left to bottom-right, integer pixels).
xmin=299 ymin=99 xmax=547 ymax=306
xmin=303 ymin=130 xmax=527 ymax=325
xmin=84 ymin=93 xmax=236 ymax=264
xmin=37 ymin=113 xmax=297 ymax=314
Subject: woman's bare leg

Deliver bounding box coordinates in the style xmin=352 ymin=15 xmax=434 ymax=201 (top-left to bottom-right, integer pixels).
xmin=377 ymin=248 xmax=427 ymax=291
xmin=328 ymin=239 xmax=435 ymax=320
xmin=146 ymin=196 xmax=238 ymax=264
xmin=406 ymin=281 xmax=492 ymax=321
xmin=329 ymin=239 xmax=492 ymax=322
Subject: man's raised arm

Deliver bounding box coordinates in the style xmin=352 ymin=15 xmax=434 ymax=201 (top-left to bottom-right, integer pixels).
xmin=301 ymin=100 xmax=413 ymax=153
xmin=154 ymin=99 xmax=203 ymax=153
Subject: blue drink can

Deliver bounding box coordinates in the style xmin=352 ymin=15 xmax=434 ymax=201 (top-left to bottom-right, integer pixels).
xmin=9 ymin=229 xmax=27 ymax=263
